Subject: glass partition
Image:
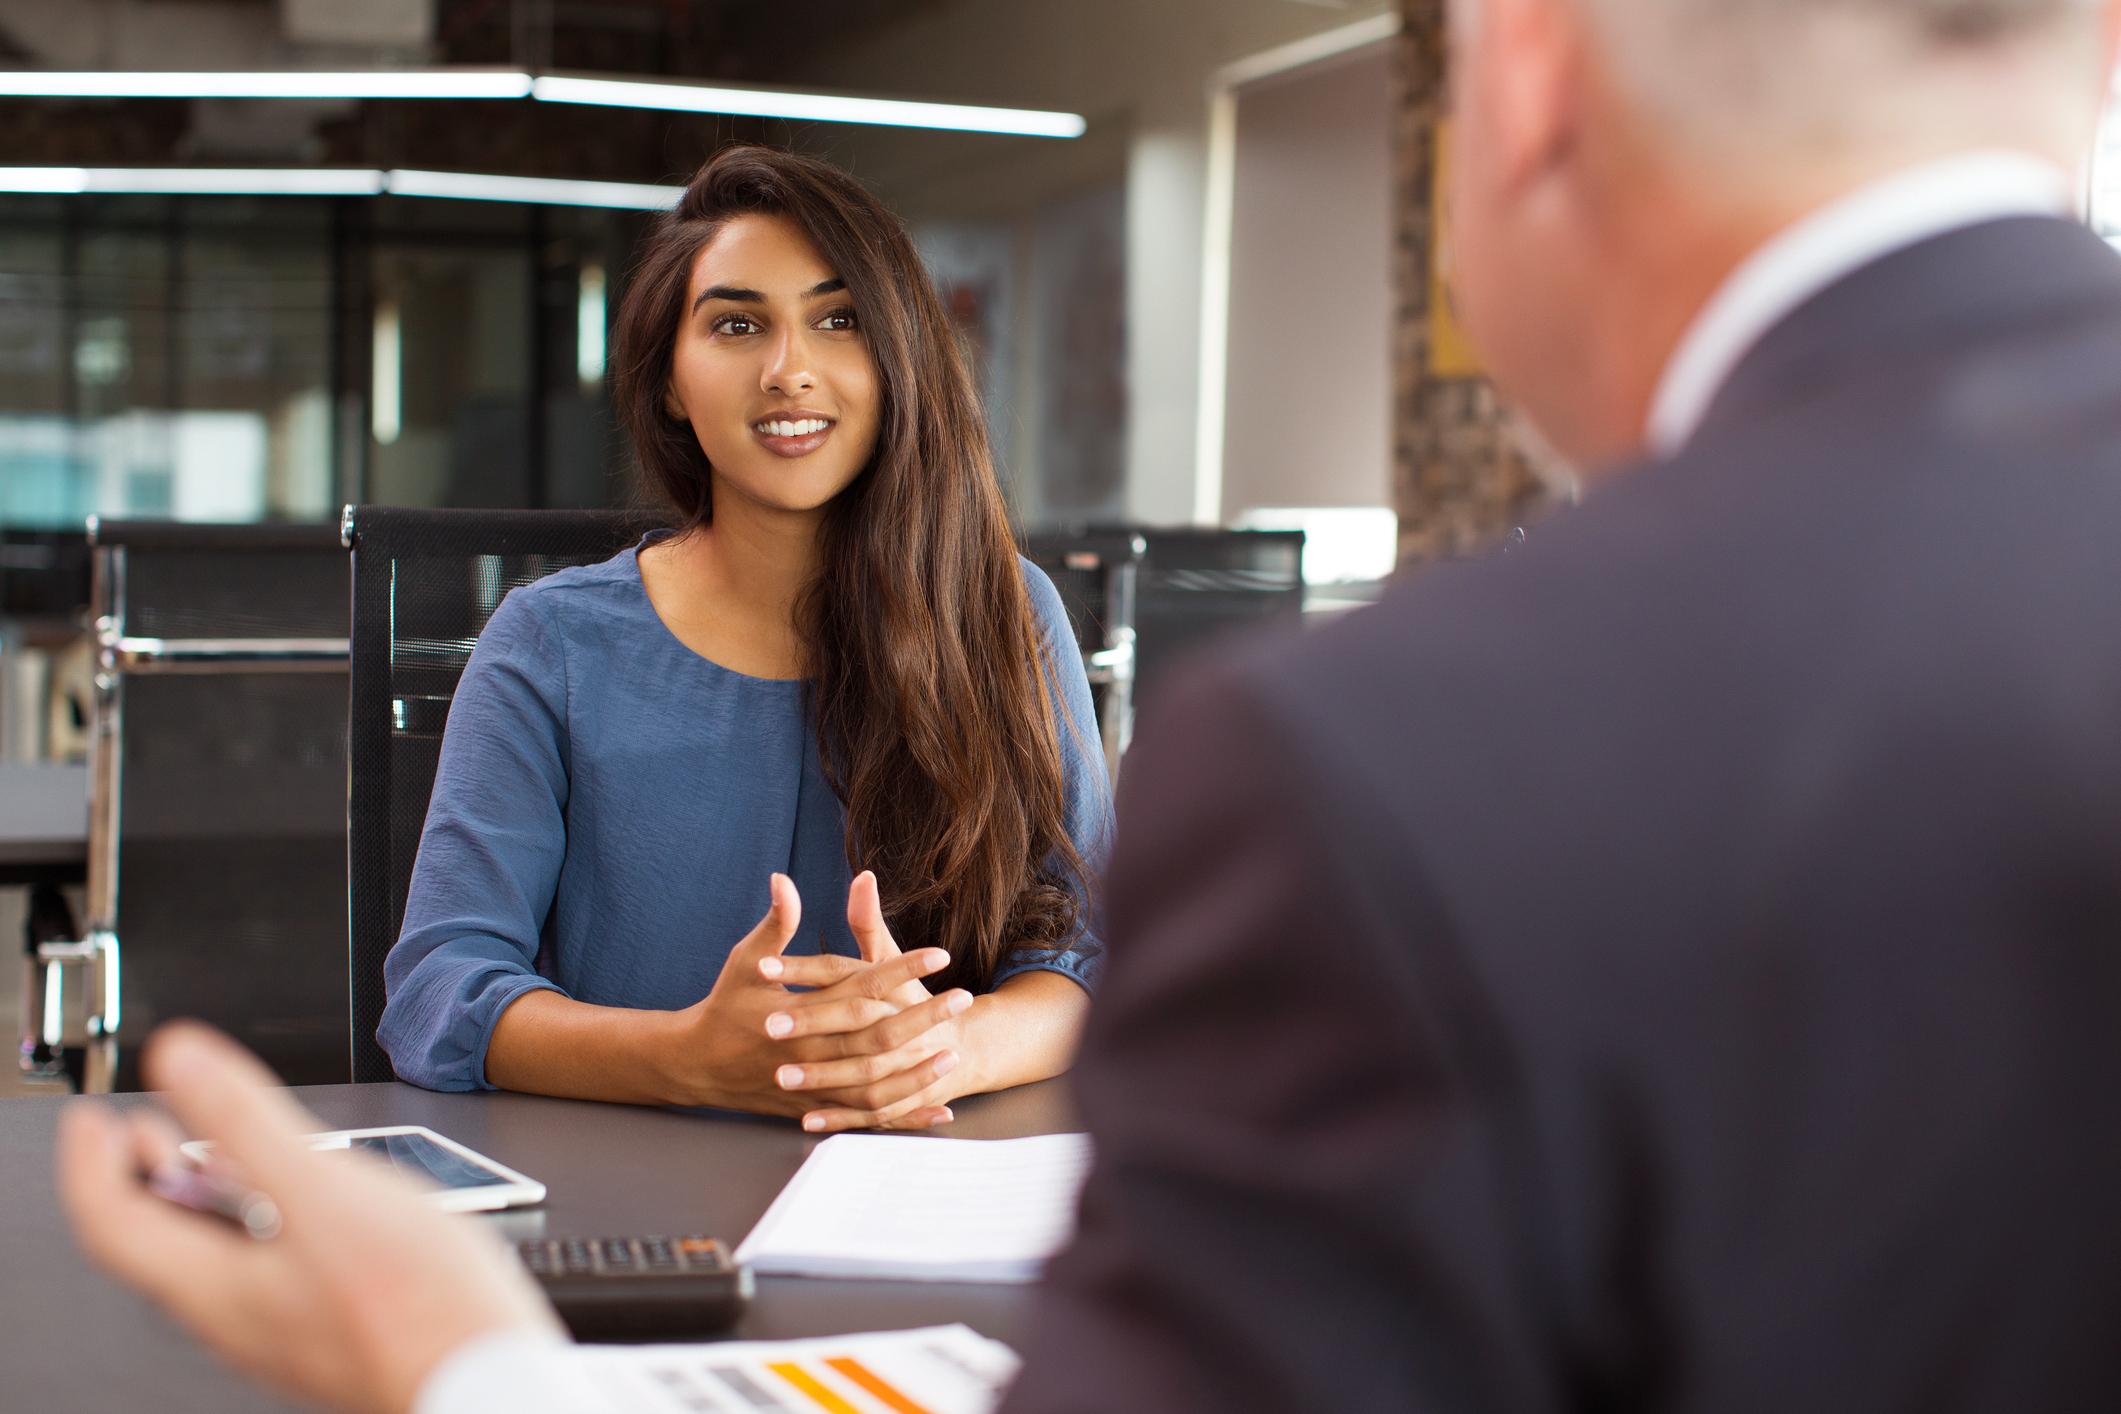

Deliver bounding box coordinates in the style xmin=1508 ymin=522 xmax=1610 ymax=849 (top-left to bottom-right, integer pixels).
xmin=0 ymin=194 xmax=645 ymax=533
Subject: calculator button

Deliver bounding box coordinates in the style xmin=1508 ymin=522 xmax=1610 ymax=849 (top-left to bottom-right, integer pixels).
xmin=559 ymin=1241 xmax=594 ymax=1273
xmin=599 ymin=1239 xmax=636 ymax=1266
xmin=678 ymin=1237 xmax=726 ymax=1270
xmin=643 ymin=1238 xmax=679 ymax=1268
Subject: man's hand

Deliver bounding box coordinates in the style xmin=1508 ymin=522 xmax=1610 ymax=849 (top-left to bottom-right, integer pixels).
xmin=666 ymin=872 xmax=955 ymax=1115
xmin=55 ymin=1022 xmax=560 ymax=1414
xmin=757 ymin=870 xmax=981 ymax=1133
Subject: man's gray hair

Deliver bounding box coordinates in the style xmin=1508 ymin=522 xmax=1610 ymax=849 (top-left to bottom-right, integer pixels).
xmin=1900 ymin=0 xmax=2099 ymax=36
xmin=1579 ymin=0 xmax=2110 ymax=169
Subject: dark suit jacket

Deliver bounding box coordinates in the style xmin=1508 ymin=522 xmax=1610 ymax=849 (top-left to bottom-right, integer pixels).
xmin=1002 ymin=217 xmax=2121 ymax=1412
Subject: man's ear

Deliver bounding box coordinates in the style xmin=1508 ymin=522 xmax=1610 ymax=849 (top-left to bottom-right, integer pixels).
xmin=1483 ymin=0 xmax=1586 ymax=197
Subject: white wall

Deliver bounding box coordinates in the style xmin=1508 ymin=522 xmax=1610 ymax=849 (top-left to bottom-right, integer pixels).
xmin=1219 ymin=43 xmax=1394 ymax=521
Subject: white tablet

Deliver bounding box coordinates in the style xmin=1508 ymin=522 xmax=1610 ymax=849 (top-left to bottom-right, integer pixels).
xmin=179 ymin=1124 xmax=546 ymax=1214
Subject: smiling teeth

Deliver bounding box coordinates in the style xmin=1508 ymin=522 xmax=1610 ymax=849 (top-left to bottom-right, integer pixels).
xmin=758 ymin=418 xmax=830 ymax=437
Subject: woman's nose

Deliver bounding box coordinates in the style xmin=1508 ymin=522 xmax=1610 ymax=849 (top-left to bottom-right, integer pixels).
xmin=761 ymin=327 xmax=817 ymax=396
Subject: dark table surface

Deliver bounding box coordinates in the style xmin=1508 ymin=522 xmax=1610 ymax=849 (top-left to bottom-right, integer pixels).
xmin=0 ymin=761 xmax=89 ymax=871
xmin=0 ymin=1077 xmax=1078 ymax=1413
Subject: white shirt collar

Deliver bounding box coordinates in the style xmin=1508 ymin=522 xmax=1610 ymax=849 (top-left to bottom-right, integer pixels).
xmin=1645 ymin=149 xmax=2075 ymax=458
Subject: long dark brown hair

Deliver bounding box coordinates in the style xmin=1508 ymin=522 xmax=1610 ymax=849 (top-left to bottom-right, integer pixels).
xmin=611 ymin=145 xmax=1091 ymax=993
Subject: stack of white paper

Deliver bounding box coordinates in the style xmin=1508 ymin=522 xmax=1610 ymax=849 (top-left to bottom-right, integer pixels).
xmin=577 ymin=1324 xmax=1018 ymax=1414
xmin=734 ymin=1132 xmax=1094 ymax=1282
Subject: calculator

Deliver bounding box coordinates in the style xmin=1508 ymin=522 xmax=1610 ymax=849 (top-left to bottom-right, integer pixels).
xmin=515 ymin=1235 xmax=754 ymax=1341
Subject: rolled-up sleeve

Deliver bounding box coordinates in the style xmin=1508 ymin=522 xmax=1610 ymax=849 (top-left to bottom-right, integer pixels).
xmin=993 ymin=560 xmax=1116 ymax=994
xmin=378 ymin=588 xmax=573 ymax=1090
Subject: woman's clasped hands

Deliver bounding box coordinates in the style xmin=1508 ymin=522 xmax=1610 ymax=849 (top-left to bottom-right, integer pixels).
xmin=666 ymin=870 xmax=980 ymax=1133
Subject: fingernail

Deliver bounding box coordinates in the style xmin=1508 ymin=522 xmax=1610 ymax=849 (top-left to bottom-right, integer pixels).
xmin=918 ymin=949 xmax=950 ymax=971
xmin=802 ymin=1113 xmax=826 ymax=1132
xmin=765 ymin=1013 xmax=794 ymax=1038
xmin=757 ymin=956 xmax=784 ymax=979
xmin=938 ymin=1107 xmax=954 ymax=1123
xmin=946 ymin=990 xmax=973 ymax=1016
xmin=934 ymin=1050 xmax=959 ymax=1076
xmin=777 ymin=1065 xmax=804 ymax=1089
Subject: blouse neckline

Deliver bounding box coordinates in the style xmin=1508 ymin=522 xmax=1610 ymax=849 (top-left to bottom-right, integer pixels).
xmin=626 ymin=532 xmax=807 ymax=689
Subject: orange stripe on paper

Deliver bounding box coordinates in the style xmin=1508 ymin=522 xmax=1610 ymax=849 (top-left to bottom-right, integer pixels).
xmin=825 ymin=1356 xmax=935 ymax=1414
xmin=767 ymin=1361 xmax=860 ymax=1413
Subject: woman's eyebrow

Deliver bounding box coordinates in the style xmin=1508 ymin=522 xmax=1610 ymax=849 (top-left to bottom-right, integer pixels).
xmin=692 ymin=284 xmax=762 ymax=312
xmin=691 ymin=277 xmax=846 ymax=313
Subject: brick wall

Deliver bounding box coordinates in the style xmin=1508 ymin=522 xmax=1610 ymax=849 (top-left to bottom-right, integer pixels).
xmin=1391 ymin=0 xmax=1549 ymax=566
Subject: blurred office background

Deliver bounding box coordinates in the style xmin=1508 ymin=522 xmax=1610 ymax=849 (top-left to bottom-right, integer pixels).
xmin=4 ymin=0 xmax=2120 ymax=568
xmin=0 ymin=0 xmax=1418 ymax=542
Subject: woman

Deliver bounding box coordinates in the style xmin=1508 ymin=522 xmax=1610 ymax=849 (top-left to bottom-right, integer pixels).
xmin=378 ymin=146 xmax=1108 ymax=1134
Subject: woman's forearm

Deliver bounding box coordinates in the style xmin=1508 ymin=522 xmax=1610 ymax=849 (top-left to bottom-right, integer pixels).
xmin=958 ymin=969 xmax=1091 ymax=1094
xmin=483 ymin=990 xmax=693 ymax=1106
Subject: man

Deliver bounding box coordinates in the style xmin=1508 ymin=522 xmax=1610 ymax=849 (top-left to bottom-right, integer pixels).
xmin=58 ymin=0 xmax=2121 ymax=1409
xmin=1002 ymin=0 xmax=2121 ymax=1407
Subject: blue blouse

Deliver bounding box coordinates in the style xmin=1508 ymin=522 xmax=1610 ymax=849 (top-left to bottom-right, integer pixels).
xmin=377 ymin=539 xmax=1111 ymax=1092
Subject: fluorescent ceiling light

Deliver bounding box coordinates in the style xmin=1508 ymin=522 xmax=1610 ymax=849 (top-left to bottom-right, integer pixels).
xmin=0 ymin=166 xmax=669 ymax=206
xmin=0 ymin=166 xmax=88 ymax=192
xmin=0 ymin=69 xmax=532 ymax=99
xmin=387 ymin=169 xmax=680 ymax=209
xmin=0 ymin=166 xmax=386 ymax=195
xmin=531 ymin=74 xmax=1086 ymax=138
xmin=94 ymin=167 xmax=387 ymax=195
xmin=0 ymin=68 xmax=1085 ymax=138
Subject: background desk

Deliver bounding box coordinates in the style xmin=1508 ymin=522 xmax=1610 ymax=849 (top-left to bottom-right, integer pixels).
xmin=0 ymin=1077 xmax=1077 ymax=1413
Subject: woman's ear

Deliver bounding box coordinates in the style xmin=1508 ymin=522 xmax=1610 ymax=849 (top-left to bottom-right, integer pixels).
xmin=663 ymin=385 xmax=688 ymax=422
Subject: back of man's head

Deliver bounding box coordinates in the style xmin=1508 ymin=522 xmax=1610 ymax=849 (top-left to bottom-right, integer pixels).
xmin=1584 ymin=0 xmax=2110 ymax=174
xmin=1442 ymin=0 xmax=2119 ymax=470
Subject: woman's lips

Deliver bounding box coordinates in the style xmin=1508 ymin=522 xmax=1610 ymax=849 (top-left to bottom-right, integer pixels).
xmin=751 ymin=419 xmax=836 ymax=458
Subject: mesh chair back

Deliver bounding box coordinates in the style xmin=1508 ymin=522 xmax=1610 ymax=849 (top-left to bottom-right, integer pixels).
xmin=345 ymin=507 xmax=668 ymax=1082
xmin=88 ymin=521 xmax=350 ymax=1089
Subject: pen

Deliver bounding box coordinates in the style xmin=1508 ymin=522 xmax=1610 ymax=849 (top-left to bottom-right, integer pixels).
xmin=146 ymin=1161 xmax=283 ymax=1240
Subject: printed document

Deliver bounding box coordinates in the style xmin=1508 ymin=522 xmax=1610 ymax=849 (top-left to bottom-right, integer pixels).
xmin=734 ymin=1133 xmax=1094 ymax=1282
xmin=578 ymin=1324 xmax=1018 ymax=1413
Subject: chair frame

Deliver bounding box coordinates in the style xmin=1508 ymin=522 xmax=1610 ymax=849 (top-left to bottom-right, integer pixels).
xmin=24 ymin=519 xmax=348 ymax=1093
xmin=342 ymin=505 xmax=667 ymax=1082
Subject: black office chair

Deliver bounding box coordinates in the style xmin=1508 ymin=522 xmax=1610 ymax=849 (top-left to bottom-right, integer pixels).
xmin=1022 ymin=529 xmax=1144 ymax=781
xmin=28 ymin=520 xmax=351 ymax=1092
xmin=343 ymin=506 xmax=668 ymax=1083
xmin=3 ymin=528 xmax=93 ymax=1085
xmin=0 ymin=527 xmax=93 ymax=623
xmin=1037 ymin=527 xmax=1307 ymax=715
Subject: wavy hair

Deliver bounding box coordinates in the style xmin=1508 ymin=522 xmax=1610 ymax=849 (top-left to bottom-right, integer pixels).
xmin=610 ymin=145 xmax=1089 ymax=993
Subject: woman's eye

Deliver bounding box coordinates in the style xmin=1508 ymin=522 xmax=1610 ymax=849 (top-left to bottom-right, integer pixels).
xmin=713 ymin=314 xmax=760 ymax=336
xmin=816 ymin=308 xmax=859 ymax=332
